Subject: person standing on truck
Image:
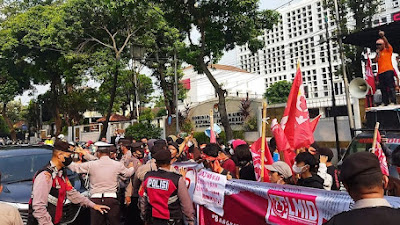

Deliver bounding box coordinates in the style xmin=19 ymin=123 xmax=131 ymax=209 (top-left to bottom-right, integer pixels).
xmin=374 ymin=30 xmax=399 ymax=105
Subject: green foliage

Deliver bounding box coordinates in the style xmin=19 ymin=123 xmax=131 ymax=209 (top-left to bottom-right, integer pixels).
xmin=0 ymin=116 xmax=10 ymax=136
xmin=193 ymin=130 xmax=245 ymax=145
xmin=244 ymin=116 xmax=258 ymax=132
xmin=180 ymin=119 xmax=193 ymax=133
xmin=125 ymin=122 xmax=161 ymax=140
xmin=5 ymin=100 xmax=27 ymax=124
xmin=138 ymin=108 xmax=154 ymax=123
xmin=156 ymin=108 xmax=167 ymax=117
xmin=264 ymin=80 xmax=292 ymax=104
xmin=0 ymin=74 xmax=19 ymax=104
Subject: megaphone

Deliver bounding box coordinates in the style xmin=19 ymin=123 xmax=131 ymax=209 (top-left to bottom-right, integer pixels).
xmin=349 ymin=78 xmax=369 ymax=99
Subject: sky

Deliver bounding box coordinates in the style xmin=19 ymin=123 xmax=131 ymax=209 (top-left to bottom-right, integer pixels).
xmin=16 ymin=0 xmax=296 ymax=105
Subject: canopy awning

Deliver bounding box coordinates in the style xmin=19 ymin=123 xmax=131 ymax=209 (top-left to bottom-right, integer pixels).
xmin=342 ymin=21 xmax=400 ymax=50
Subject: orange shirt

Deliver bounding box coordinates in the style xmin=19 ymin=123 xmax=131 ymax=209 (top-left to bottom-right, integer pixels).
xmin=377 ymin=44 xmax=394 ymax=74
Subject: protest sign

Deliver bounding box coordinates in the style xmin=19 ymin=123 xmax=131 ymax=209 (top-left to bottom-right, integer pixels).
xmin=198 ymin=179 xmax=400 ymax=225
xmin=193 ymin=169 xmax=227 ymax=216
xmin=173 ymin=161 xmax=203 ymax=199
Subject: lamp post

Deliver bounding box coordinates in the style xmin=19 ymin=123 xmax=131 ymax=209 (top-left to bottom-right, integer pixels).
xmin=130 ymin=45 xmax=146 ymax=120
xmin=333 ymin=0 xmax=355 ymax=137
xmin=324 ymin=14 xmax=341 ymax=155
xmin=174 ymin=50 xmax=180 ymax=134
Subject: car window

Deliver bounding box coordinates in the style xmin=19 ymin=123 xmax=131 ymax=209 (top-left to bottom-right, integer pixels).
xmin=346 ymin=138 xmax=373 ymax=156
xmin=0 ymin=153 xmax=51 ymax=183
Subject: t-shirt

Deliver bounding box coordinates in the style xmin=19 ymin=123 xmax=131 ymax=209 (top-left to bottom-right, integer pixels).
xmin=324 ymin=206 xmax=400 ymax=225
xmin=377 ymin=44 xmax=394 ymax=74
xmin=239 ymin=164 xmax=256 ymax=181
xmin=221 ymin=159 xmax=236 ymax=178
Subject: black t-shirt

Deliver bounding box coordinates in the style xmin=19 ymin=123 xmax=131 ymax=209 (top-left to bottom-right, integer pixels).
xmin=239 ymin=164 xmax=256 ymax=181
xmin=327 ymin=165 xmax=340 ymax=190
xmin=324 ymin=207 xmax=400 ymax=225
xmin=297 ymin=173 xmax=324 ymax=189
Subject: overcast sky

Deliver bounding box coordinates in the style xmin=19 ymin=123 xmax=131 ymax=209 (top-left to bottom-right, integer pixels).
xmin=17 ymin=0 xmax=296 ymax=105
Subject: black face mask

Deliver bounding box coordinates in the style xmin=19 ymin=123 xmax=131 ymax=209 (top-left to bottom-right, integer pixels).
xmin=63 ymin=157 xmax=73 ymax=167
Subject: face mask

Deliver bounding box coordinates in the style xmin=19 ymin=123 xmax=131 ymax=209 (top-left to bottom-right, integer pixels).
xmin=63 ymin=156 xmax=73 ymax=167
xmin=292 ymin=164 xmax=306 ymax=174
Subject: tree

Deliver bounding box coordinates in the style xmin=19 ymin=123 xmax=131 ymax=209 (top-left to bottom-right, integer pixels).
xmin=0 ymin=3 xmax=85 ymax=135
xmin=324 ymin=0 xmax=380 ymax=79
xmin=65 ymin=0 xmax=161 ymax=139
xmin=156 ymin=0 xmax=279 ymax=140
xmin=0 ymin=74 xmax=19 ymax=140
xmin=264 ymin=81 xmax=292 ymax=104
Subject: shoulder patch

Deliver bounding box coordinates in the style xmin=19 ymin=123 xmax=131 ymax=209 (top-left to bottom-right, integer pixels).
xmin=43 ymin=171 xmax=52 ymax=182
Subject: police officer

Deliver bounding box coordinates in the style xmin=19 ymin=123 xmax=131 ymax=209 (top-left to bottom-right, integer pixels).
xmin=68 ymin=142 xmax=135 ymax=225
xmin=324 ymin=152 xmax=400 ymax=225
xmin=28 ymin=140 xmax=109 ymax=225
xmin=139 ymin=149 xmax=194 ymax=225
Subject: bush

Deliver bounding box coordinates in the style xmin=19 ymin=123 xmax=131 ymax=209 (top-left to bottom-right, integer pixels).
xmin=0 ymin=116 xmax=9 ymax=137
xmin=125 ymin=122 xmax=162 ymax=140
xmin=156 ymin=108 xmax=167 ymax=117
xmin=193 ymin=130 xmax=245 ymax=145
xmin=244 ymin=116 xmax=258 ymax=131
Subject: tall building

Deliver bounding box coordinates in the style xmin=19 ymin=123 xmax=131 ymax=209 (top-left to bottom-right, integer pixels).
xmin=237 ymin=0 xmax=400 ymax=117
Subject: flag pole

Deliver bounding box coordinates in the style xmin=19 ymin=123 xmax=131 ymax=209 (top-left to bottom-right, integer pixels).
xmin=372 ymin=122 xmax=380 ymax=154
xmin=261 ymin=102 xmax=267 ymax=182
xmin=210 ymin=109 xmax=214 ymax=137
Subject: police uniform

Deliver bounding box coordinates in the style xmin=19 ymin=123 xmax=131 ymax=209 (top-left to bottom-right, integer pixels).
xmin=68 ymin=142 xmax=135 ymax=225
xmin=28 ymin=141 xmax=96 ymax=225
xmin=139 ymin=150 xmax=194 ymax=225
xmin=324 ymin=152 xmax=400 ymax=225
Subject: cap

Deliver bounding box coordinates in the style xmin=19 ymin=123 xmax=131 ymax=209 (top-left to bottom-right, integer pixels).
xmin=168 ymin=142 xmax=179 ymax=151
xmin=266 ymin=161 xmax=292 ymax=179
xmin=153 ymin=150 xmax=171 ymax=163
xmin=54 ymin=140 xmax=72 ymax=153
xmin=232 ymin=139 xmax=247 ymax=150
xmin=94 ymin=141 xmax=113 ymax=154
xmin=118 ymin=138 xmax=131 ymax=146
xmin=131 ymin=142 xmax=144 ymax=150
xmin=87 ymin=140 xmax=94 ymax=145
xmin=340 ymin=152 xmax=382 ymax=182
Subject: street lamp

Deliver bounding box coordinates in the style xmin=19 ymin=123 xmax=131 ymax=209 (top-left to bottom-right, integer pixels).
xmin=323 ymin=14 xmax=341 ymax=156
xmin=130 ymin=45 xmax=146 ymax=120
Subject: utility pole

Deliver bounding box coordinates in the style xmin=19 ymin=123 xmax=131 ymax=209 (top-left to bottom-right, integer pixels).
xmin=333 ymin=0 xmax=355 ymax=137
xmin=174 ymin=50 xmax=180 ymax=134
xmin=325 ymin=14 xmax=341 ymax=155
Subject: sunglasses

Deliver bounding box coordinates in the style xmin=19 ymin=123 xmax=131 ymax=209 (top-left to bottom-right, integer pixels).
xmin=376 ymin=43 xmax=383 ymax=46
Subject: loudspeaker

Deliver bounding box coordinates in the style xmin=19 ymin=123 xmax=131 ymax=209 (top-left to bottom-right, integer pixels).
xmin=349 ymin=78 xmax=369 ymax=99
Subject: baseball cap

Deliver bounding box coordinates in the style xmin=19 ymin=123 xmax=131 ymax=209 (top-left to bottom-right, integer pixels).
xmin=232 ymin=139 xmax=247 ymax=150
xmin=266 ymin=161 xmax=292 ymax=179
xmin=340 ymin=151 xmax=382 ymax=182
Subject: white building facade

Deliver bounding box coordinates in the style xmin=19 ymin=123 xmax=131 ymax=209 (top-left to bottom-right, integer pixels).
xmin=181 ymin=64 xmax=266 ymax=106
xmin=237 ymin=0 xmax=400 ymax=116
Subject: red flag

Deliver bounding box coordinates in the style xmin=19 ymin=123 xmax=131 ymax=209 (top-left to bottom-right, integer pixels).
xmin=250 ymin=137 xmax=273 ymax=182
xmin=365 ymin=57 xmax=376 ymax=94
xmin=310 ymin=114 xmax=322 ymax=133
xmin=280 ymin=63 xmax=314 ymax=149
xmin=271 ymin=119 xmax=296 ymax=168
xmin=374 ymin=131 xmax=389 ymax=176
xmin=210 ymin=124 xmax=216 ymax=143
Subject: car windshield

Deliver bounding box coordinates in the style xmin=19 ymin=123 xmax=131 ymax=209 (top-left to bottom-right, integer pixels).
xmin=0 ymin=152 xmax=51 ymax=183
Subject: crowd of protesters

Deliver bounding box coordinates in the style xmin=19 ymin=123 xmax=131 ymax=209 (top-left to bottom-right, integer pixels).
xmin=2 ymin=132 xmax=400 ymax=225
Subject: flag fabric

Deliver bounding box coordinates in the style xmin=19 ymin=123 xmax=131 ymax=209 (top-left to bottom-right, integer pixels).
xmin=250 ymin=137 xmax=274 ymax=182
xmin=280 ymin=63 xmax=314 ymax=150
xmin=365 ymin=56 xmax=376 ymax=94
xmin=374 ymin=131 xmax=389 ymax=176
xmin=310 ymin=114 xmax=322 ymax=133
xmin=209 ymin=123 xmax=216 ymax=144
xmin=271 ymin=119 xmax=296 ymax=168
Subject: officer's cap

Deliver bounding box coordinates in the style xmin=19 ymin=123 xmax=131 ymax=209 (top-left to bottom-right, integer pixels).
xmin=340 ymin=152 xmax=382 ymax=183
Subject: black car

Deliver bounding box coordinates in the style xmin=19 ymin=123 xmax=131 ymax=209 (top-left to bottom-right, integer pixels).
xmin=0 ymin=145 xmax=89 ymax=224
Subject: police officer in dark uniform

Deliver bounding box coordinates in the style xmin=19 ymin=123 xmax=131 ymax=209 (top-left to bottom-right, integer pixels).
xmin=324 ymin=152 xmax=400 ymax=225
xmin=28 ymin=140 xmax=109 ymax=225
xmin=139 ymin=149 xmax=194 ymax=225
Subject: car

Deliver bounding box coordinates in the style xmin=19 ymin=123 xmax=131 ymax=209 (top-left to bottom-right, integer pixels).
xmin=340 ymin=131 xmax=400 ymax=177
xmin=0 ymin=145 xmax=89 ymax=224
